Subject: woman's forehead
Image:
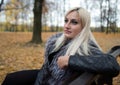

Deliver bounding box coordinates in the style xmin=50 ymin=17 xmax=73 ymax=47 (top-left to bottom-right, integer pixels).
xmin=65 ymin=11 xmax=80 ymax=20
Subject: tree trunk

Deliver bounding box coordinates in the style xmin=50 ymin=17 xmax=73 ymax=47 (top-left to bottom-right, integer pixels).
xmin=100 ymin=0 xmax=105 ymax=32
xmin=0 ymin=0 xmax=4 ymax=12
xmin=31 ymin=0 xmax=44 ymax=44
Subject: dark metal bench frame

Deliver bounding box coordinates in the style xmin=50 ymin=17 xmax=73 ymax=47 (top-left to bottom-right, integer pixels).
xmin=69 ymin=45 xmax=120 ymax=85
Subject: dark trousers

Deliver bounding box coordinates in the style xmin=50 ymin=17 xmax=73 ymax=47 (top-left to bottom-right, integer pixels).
xmin=1 ymin=70 xmax=113 ymax=85
xmin=2 ymin=70 xmax=39 ymax=85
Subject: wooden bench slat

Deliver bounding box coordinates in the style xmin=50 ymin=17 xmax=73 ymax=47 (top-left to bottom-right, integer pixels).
xmin=69 ymin=73 xmax=97 ymax=85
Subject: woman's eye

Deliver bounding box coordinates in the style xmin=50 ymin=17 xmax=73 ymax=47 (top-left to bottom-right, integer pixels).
xmin=71 ymin=20 xmax=78 ymax=25
xmin=64 ymin=19 xmax=68 ymax=23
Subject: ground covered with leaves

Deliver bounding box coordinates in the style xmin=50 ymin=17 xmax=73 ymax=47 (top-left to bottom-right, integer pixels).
xmin=0 ymin=32 xmax=120 ymax=85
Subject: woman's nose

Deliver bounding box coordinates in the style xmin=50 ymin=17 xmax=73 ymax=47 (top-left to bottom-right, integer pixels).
xmin=64 ymin=22 xmax=70 ymax=29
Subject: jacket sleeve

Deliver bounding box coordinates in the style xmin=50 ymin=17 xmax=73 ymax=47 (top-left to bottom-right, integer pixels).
xmin=68 ymin=54 xmax=120 ymax=77
xmin=68 ymin=41 xmax=120 ymax=77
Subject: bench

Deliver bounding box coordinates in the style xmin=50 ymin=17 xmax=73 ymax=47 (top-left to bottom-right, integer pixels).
xmin=69 ymin=45 xmax=120 ymax=85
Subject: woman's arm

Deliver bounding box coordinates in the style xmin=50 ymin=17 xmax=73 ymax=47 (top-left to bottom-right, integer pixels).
xmin=57 ymin=41 xmax=120 ymax=77
xmin=68 ymin=53 xmax=120 ymax=77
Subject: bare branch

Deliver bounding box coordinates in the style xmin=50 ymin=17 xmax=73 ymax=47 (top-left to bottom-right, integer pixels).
xmin=0 ymin=4 xmax=29 ymax=11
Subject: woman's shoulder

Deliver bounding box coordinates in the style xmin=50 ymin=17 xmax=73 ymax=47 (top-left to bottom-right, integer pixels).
xmin=46 ymin=32 xmax=63 ymax=46
xmin=88 ymin=40 xmax=103 ymax=55
xmin=48 ymin=32 xmax=62 ymax=42
xmin=50 ymin=32 xmax=63 ymax=39
xmin=88 ymin=40 xmax=98 ymax=48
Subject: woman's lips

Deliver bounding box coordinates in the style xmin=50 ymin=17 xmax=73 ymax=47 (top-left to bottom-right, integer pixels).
xmin=64 ymin=30 xmax=71 ymax=34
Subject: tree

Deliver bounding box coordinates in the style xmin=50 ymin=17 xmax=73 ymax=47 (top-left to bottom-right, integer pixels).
xmin=106 ymin=0 xmax=118 ymax=33
xmin=100 ymin=0 xmax=105 ymax=32
xmin=4 ymin=0 xmax=27 ymax=32
xmin=100 ymin=0 xmax=118 ymax=33
xmin=30 ymin=0 xmax=44 ymax=44
xmin=0 ymin=0 xmax=4 ymax=12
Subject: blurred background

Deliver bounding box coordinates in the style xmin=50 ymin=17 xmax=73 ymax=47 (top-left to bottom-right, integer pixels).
xmin=0 ymin=0 xmax=120 ymax=85
xmin=0 ymin=0 xmax=120 ymax=33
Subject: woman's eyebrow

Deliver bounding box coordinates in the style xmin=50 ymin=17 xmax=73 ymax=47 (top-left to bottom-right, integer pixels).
xmin=71 ymin=19 xmax=80 ymax=22
xmin=65 ymin=17 xmax=68 ymax=19
xmin=65 ymin=17 xmax=80 ymax=22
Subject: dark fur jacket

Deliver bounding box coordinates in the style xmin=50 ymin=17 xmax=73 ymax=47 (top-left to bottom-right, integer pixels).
xmin=34 ymin=33 xmax=120 ymax=85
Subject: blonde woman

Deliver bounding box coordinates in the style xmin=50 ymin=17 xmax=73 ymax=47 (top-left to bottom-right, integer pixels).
xmin=34 ymin=7 xmax=119 ymax=85
xmin=2 ymin=7 xmax=119 ymax=85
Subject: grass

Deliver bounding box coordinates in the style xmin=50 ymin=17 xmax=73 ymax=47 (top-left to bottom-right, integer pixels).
xmin=0 ymin=32 xmax=120 ymax=85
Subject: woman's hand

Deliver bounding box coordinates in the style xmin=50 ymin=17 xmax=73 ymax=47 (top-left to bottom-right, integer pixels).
xmin=57 ymin=55 xmax=70 ymax=69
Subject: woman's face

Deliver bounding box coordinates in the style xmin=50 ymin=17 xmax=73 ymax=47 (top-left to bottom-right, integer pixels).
xmin=64 ymin=11 xmax=82 ymax=39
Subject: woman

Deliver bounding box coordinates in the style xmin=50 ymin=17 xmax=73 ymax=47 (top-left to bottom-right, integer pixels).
xmin=34 ymin=7 xmax=119 ymax=85
xmin=2 ymin=7 xmax=119 ymax=85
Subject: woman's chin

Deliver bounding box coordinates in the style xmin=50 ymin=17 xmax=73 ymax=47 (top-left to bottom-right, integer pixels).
xmin=64 ymin=34 xmax=72 ymax=39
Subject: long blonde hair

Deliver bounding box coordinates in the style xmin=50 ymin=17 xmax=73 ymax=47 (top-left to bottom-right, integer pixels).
xmin=53 ymin=7 xmax=102 ymax=56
